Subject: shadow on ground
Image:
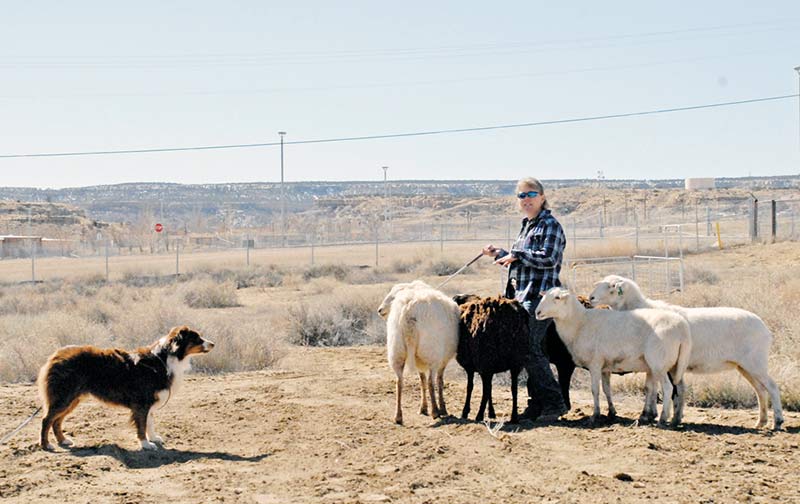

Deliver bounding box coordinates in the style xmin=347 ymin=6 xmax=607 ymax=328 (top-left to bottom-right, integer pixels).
xmin=69 ymin=444 xmax=271 ymax=469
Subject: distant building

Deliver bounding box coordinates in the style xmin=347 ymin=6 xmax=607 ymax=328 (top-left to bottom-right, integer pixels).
xmin=685 ymin=178 xmax=716 ymax=190
xmin=0 ymin=235 xmax=42 ymax=258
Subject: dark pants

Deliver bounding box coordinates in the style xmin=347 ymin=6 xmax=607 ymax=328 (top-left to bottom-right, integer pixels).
xmin=522 ymin=297 xmax=566 ymax=413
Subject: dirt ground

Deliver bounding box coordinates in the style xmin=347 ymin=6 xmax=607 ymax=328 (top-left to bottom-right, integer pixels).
xmin=1 ymin=346 xmax=798 ymax=503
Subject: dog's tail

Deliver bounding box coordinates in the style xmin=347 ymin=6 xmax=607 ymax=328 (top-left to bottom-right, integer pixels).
xmin=36 ymin=355 xmax=54 ymax=411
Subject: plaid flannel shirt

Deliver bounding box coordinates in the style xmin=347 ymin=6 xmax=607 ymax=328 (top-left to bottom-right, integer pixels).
xmin=496 ymin=209 xmax=566 ymax=302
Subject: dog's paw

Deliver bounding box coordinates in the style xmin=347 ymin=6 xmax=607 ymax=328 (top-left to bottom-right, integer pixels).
xmin=140 ymin=440 xmax=159 ymax=451
xmin=42 ymin=443 xmax=56 ymax=451
xmin=58 ymin=438 xmax=74 ymax=448
xmin=149 ymin=435 xmax=165 ymax=445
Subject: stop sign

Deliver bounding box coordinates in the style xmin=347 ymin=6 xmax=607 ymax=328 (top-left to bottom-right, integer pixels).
xmin=155 ymin=223 xmax=163 ymax=233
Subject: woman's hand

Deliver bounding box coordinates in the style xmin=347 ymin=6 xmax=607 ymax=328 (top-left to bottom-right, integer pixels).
xmin=494 ymin=254 xmax=517 ymax=267
xmin=481 ymin=244 xmax=498 ymax=257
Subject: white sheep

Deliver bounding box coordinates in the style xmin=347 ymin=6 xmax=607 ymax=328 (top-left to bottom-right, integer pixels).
xmin=536 ymin=287 xmax=692 ymax=426
xmin=377 ymin=280 xmax=431 ymax=318
xmin=377 ymin=280 xmax=437 ymax=418
xmin=378 ymin=283 xmax=459 ymax=425
xmin=589 ymin=275 xmax=784 ymax=430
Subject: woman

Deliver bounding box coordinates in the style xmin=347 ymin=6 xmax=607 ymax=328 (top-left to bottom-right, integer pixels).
xmin=481 ymin=177 xmax=567 ymax=421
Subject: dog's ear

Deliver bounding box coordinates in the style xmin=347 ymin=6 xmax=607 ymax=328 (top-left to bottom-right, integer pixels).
xmin=170 ymin=330 xmax=184 ymax=353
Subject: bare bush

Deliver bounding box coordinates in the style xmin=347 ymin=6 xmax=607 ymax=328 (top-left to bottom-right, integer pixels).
xmin=179 ymin=278 xmax=240 ymax=309
xmin=422 ymin=258 xmax=462 ymax=276
xmin=188 ymin=317 xmax=285 ymax=373
xmin=302 ymin=264 xmax=351 ymax=282
xmin=348 ymin=267 xmax=395 ymax=285
xmin=286 ymin=292 xmax=384 ymax=346
xmin=389 ymin=258 xmax=417 ymax=274
xmin=0 ymin=313 xmax=111 ymax=382
xmin=188 ymin=264 xmax=285 ymax=289
xmin=685 ymin=266 xmax=720 ymax=285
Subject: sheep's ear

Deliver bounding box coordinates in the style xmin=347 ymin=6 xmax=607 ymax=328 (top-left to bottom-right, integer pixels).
xmin=611 ymin=281 xmax=624 ymax=296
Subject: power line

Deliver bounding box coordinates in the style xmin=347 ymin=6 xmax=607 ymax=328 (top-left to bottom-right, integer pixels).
xmin=3 ymin=20 xmax=797 ymax=69
xmin=0 ymin=46 xmax=787 ymax=100
xmin=1 ymin=93 xmax=797 ymax=159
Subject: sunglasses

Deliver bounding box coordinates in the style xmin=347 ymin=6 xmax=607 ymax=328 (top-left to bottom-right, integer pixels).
xmin=517 ymin=191 xmax=539 ymax=199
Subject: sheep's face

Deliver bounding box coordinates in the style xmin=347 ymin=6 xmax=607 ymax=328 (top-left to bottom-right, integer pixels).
xmin=588 ymin=275 xmax=626 ymax=308
xmin=377 ymin=293 xmax=394 ymax=319
xmin=377 ymin=281 xmax=430 ymax=319
xmin=535 ymin=288 xmax=571 ymax=320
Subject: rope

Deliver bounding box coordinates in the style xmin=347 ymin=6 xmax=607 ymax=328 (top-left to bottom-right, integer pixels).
xmin=0 ymin=406 xmax=42 ymax=445
xmin=435 ymin=253 xmax=484 ymax=289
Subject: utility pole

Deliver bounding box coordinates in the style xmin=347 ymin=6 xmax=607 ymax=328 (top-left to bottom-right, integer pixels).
xmin=279 ymin=131 xmax=287 ymax=247
xmin=795 ymin=66 xmax=800 ymax=150
xmin=382 ymin=166 xmax=389 ymax=222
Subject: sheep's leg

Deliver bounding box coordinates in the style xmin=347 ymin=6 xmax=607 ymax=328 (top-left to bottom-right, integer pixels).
xmin=394 ymin=376 xmax=404 ymax=425
xmin=601 ymin=371 xmax=616 ymax=419
xmin=671 ymin=380 xmax=686 ymax=426
xmin=737 ymin=367 xmax=769 ymax=429
xmin=436 ymin=367 xmax=448 ymax=417
xmin=638 ymin=373 xmax=656 ymax=424
xmin=487 ymin=396 xmax=496 ymax=420
xmin=418 ymin=372 xmax=429 ymax=416
xmin=556 ymin=359 xmax=575 ymax=411
xmin=659 ymin=373 xmax=673 ymax=426
xmin=749 ymin=370 xmax=785 ymax=431
xmin=510 ymin=368 xmax=520 ymax=424
xmin=589 ymin=368 xmax=601 ymax=424
xmin=393 ymin=363 xmax=404 ymax=425
xmin=427 ymin=369 xmax=439 ymax=419
xmin=462 ymin=370 xmax=474 ymax=419
xmin=475 ymin=372 xmax=493 ymax=422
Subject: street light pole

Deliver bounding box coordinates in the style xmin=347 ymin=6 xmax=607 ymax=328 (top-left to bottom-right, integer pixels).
xmin=382 ymin=166 xmax=389 ymax=223
xmin=279 ymin=131 xmax=286 ymax=247
xmin=794 ymin=66 xmax=800 ymax=150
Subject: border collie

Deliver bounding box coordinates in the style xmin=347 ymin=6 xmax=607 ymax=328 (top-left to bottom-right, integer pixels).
xmin=37 ymin=325 xmax=214 ymax=451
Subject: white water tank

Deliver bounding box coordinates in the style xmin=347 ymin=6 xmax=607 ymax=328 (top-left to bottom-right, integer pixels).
xmin=685 ymin=178 xmax=715 ymax=190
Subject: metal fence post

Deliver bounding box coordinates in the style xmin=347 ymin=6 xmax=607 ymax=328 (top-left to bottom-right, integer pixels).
xmin=694 ymin=202 xmax=700 ymax=251
xmin=105 ymin=240 xmax=110 ymax=282
xmin=572 ymin=219 xmax=577 ymax=257
xmin=751 ymin=197 xmax=759 ymax=242
xmin=375 ymin=225 xmax=380 ymax=267
xmin=771 ymin=200 xmax=777 ymax=243
xmin=175 ymin=238 xmax=180 ymax=276
xmin=634 ymin=209 xmax=639 ymax=254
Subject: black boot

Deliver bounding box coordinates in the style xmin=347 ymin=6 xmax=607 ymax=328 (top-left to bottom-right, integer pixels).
xmin=520 ymin=399 xmax=542 ymax=421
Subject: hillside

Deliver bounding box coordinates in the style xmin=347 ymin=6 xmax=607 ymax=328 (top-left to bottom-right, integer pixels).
xmin=0 ymin=175 xmax=797 ymax=228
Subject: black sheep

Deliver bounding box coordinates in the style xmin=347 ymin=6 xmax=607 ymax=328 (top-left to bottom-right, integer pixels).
xmin=453 ymin=295 xmax=530 ymax=423
xmin=453 ymin=294 xmax=598 ymax=416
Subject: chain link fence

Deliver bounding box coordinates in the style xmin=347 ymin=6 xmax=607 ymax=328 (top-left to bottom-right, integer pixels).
xmin=1 ymin=195 xmax=796 ymax=283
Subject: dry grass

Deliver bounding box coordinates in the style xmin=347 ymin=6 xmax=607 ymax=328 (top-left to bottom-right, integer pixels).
xmin=179 ymin=277 xmax=240 ymax=309
xmin=286 ymin=290 xmax=385 ymax=347
xmin=1 ymin=240 xmax=799 ymax=415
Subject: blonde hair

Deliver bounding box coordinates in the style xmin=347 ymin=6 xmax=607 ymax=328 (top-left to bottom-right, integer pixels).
xmin=516 ymin=177 xmax=549 ymax=210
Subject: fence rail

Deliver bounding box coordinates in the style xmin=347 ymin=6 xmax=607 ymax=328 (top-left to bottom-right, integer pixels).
xmin=1 ymin=196 xmax=796 ymax=283
xmin=564 ymin=255 xmax=683 ymax=298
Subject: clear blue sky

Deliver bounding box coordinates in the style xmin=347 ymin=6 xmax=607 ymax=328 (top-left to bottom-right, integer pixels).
xmin=1 ymin=1 xmax=799 ymax=188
